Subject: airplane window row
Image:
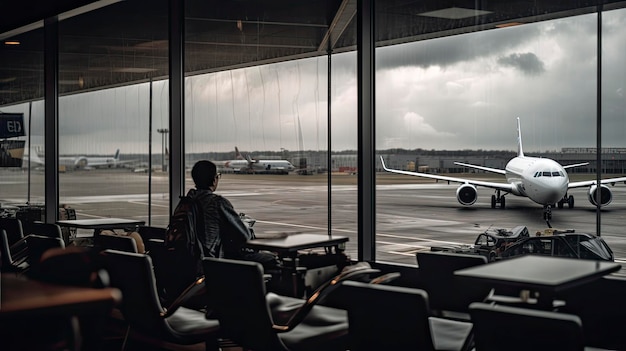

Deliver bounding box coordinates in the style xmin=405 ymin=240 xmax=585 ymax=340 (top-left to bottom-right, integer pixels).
xmin=534 ymin=171 xmax=565 ymax=177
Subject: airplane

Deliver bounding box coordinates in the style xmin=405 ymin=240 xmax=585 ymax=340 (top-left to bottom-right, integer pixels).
xmin=25 ymin=148 xmax=132 ymax=170
xmin=57 ymin=149 xmax=132 ymax=170
xmin=380 ymin=117 xmax=626 ymax=222
xmin=223 ymin=146 xmax=296 ymax=174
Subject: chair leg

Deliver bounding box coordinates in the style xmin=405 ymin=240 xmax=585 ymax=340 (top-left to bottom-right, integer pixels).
xmin=121 ymin=326 xmax=131 ymax=351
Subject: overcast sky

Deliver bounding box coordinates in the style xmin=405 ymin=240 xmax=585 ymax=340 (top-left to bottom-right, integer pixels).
xmin=5 ymin=9 xmax=626 ymax=156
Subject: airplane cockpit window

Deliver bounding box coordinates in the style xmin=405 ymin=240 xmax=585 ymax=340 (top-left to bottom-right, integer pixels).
xmin=542 ymin=171 xmax=552 ymax=177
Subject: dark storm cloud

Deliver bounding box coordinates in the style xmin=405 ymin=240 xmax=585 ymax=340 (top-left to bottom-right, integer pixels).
xmin=497 ymin=53 xmax=545 ymax=76
xmin=375 ymin=25 xmax=542 ymax=71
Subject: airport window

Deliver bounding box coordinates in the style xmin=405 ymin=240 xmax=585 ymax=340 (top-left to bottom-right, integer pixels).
xmin=56 ymin=0 xmax=170 ymax=232
xmin=374 ymin=7 xmax=623 ymax=266
xmin=1 ymin=2 xmax=626 ymax=269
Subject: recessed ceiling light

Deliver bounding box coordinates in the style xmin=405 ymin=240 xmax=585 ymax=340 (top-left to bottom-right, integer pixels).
xmin=4 ymin=40 xmax=20 ymax=45
xmin=418 ymin=7 xmax=492 ymax=20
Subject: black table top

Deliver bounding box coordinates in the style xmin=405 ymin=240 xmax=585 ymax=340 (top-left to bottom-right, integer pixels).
xmin=455 ymin=255 xmax=621 ymax=293
xmin=244 ymin=233 xmax=349 ymax=253
xmin=56 ymin=218 xmax=145 ymax=230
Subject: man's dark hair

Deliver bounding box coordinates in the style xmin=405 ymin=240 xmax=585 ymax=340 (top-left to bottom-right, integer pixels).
xmin=191 ymin=160 xmax=217 ymax=189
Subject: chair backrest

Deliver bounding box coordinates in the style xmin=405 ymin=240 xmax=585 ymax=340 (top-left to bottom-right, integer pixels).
xmin=0 ymin=218 xmax=24 ymax=246
xmin=100 ymin=249 xmax=172 ymax=336
xmin=556 ymin=275 xmax=626 ymax=349
xmin=202 ymin=257 xmax=286 ymax=351
xmin=416 ymin=251 xmax=491 ymax=314
xmin=469 ymin=302 xmax=584 ymax=351
xmin=0 ymin=229 xmax=15 ymax=269
xmin=25 ymin=234 xmax=66 ymax=267
xmin=138 ymin=225 xmax=167 ymax=241
xmin=95 ymin=233 xmax=139 ymax=253
xmin=25 ymin=222 xmax=64 ymax=240
xmin=338 ymin=280 xmax=435 ymax=351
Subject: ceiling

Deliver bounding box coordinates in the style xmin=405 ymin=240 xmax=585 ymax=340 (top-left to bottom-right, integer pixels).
xmin=1 ymin=0 xmax=624 ymax=107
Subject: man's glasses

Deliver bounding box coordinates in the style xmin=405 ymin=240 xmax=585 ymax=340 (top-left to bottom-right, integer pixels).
xmin=215 ymin=172 xmax=222 ymax=179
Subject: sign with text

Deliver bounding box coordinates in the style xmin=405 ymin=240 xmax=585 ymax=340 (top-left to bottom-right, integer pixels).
xmin=0 ymin=113 xmax=25 ymax=138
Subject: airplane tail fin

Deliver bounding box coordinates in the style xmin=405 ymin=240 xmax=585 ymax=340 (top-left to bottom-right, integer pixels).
xmin=235 ymin=146 xmax=244 ymax=160
xmin=114 ymin=149 xmax=120 ymax=160
xmin=517 ymin=117 xmax=524 ymax=157
xmin=28 ymin=147 xmax=44 ymax=165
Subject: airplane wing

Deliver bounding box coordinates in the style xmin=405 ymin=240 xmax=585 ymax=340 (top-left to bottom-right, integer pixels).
xmin=453 ymin=162 xmax=506 ymax=175
xmin=562 ymin=162 xmax=589 ymax=169
xmin=380 ymin=156 xmax=516 ymax=192
xmin=568 ymin=176 xmax=626 ymax=189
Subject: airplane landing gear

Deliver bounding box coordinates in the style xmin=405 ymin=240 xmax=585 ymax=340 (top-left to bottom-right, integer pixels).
xmin=557 ymin=194 xmax=575 ymax=209
xmin=491 ymin=190 xmax=506 ymax=209
xmin=543 ymin=205 xmax=553 ymax=228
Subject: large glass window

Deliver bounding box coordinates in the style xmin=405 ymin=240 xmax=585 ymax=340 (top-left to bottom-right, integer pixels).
xmin=601 ymin=8 xmax=626 ymax=260
xmin=376 ymin=13 xmax=602 ymax=265
xmin=0 ymin=28 xmax=44 ymax=218
xmin=57 ymin=0 xmax=170 ymax=233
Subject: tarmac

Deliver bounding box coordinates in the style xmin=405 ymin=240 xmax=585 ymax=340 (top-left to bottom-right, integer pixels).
xmin=2 ymin=168 xmax=625 ymax=273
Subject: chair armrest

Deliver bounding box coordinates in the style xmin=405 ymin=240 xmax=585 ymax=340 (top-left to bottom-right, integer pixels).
xmin=369 ymin=272 xmax=401 ymax=285
xmin=160 ymin=276 xmax=206 ymax=318
xmin=272 ymin=262 xmax=380 ymax=332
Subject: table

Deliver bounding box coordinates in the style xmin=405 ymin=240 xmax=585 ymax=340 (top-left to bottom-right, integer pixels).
xmin=245 ymin=233 xmax=349 ymax=298
xmin=1 ymin=274 xmax=121 ymax=349
xmin=244 ymin=233 xmax=348 ymax=257
xmin=57 ymin=218 xmax=146 ymax=243
xmin=454 ymin=255 xmax=621 ymax=308
xmin=1 ymin=274 xmax=121 ymax=318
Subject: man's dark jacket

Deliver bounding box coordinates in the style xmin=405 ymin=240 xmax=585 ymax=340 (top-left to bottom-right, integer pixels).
xmin=186 ymin=188 xmax=252 ymax=259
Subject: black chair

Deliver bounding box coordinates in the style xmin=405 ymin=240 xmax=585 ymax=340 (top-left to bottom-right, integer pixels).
xmin=416 ymin=251 xmax=491 ymax=318
xmin=556 ymin=275 xmax=626 ymax=350
xmin=202 ymin=257 xmax=379 ymax=351
xmin=100 ymin=249 xmax=222 ymax=351
xmin=337 ymin=280 xmax=472 ymax=351
xmin=0 ymin=217 xmax=25 ymax=246
xmin=24 ymin=234 xmax=66 ymax=268
xmin=137 ymin=225 xmax=166 ymax=253
xmin=26 ymin=222 xmax=64 ymax=240
xmin=0 ymin=229 xmax=28 ymax=273
xmin=0 ymin=218 xmax=28 ymax=264
xmin=469 ymin=302 xmax=585 ymax=351
xmin=95 ymin=233 xmax=139 ymax=253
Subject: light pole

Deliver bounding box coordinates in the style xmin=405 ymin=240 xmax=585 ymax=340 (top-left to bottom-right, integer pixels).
xmin=157 ymin=128 xmax=169 ymax=172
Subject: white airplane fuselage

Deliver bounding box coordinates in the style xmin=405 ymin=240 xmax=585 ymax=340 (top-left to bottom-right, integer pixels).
xmin=505 ymin=156 xmax=569 ymax=206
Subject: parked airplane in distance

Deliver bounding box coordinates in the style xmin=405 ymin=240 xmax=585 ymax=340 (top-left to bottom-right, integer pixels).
xmin=223 ymin=147 xmax=295 ymax=174
xmin=26 ymin=148 xmax=132 ymax=170
xmin=380 ymin=117 xmax=626 ymax=221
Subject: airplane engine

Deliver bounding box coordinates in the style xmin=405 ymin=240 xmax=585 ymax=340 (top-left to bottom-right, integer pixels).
xmin=74 ymin=157 xmax=88 ymax=169
xmin=588 ymin=184 xmax=612 ymax=207
xmin=456 ymin=184 xmax=478 ymax=206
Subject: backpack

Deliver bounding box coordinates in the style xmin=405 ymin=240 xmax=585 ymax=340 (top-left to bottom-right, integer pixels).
xmin=161 ymin=195 xmax=205 ymax=302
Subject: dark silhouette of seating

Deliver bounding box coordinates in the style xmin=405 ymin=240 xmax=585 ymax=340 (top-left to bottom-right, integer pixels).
xmin=469 ymin=302 xmax=584 ymax=351
xmin=95 ymin=233 xmax=139 ymax=253
xmin=337 ymin=280 xmax=472 ymax=351
xmin=556 ymin=275 xmax=626 ymax=350
xmin=26 ymin=222 xmax=64 ymax=240
xmin=416 ymin=251 xmax=491 ymax=318
xmin=101 ymin=249 xmax=222 ymax=350
xmin=201 ymin=257 xmax=379 ymax=351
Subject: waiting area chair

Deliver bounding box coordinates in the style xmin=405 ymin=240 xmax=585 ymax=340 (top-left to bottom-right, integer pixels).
xmin=95 ymin=232 xmax=140 ymax=253
xmin=338 ymin=280 xmax=472 ymax=351
xmin=100 ymin=249 xmax=222 ymax=351
xmin=469 ymin=302 xmax=585 ymax=351
xmin=556 ymin=275 xmax=626 ymax=350
xmin=202 ymin=257 xmax=379 ymax=351
xmin=416 ymin=251 xmax=492 ymax=318
xmin=25 ymin=222 xmax=64 ymax=240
